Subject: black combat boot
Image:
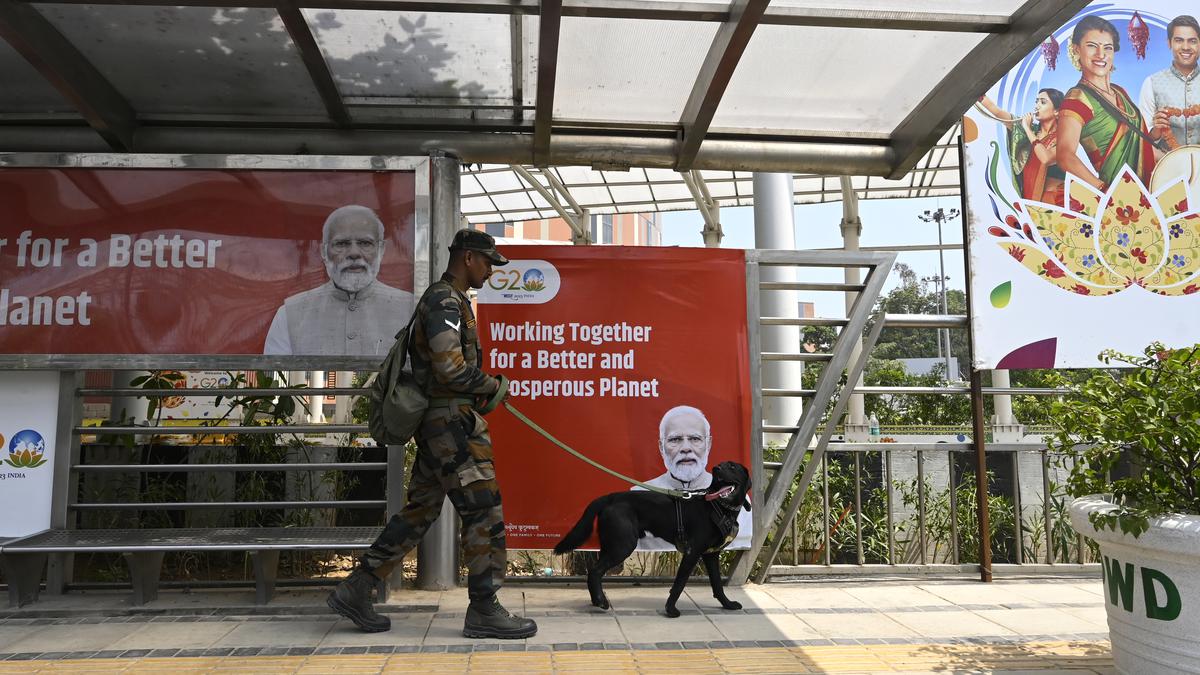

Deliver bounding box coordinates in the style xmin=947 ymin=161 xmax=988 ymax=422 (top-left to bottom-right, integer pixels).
xmin=463 ymin=596 xmax=538 ymax=639
xmin=327 ymin=567 xmax=391 ymax=633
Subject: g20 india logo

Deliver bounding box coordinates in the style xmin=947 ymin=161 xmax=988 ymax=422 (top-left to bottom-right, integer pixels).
xmin=479 ymin=260 xmax=560 ymax=304
xmin=3 ymin=429 xmax=48 ymax=469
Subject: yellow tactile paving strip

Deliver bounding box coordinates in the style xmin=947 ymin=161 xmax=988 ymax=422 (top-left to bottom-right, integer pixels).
xmin=0 ymin=641 xmax=1113 ymax=674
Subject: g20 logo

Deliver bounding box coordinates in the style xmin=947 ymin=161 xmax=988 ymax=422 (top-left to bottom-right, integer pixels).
xmin=198 ymin=375 xmax=232 ymax=388
xmin=3 ymin=429 xmax=48 ymax=469
xmin=479 ymin=260 xmax=560 ymax=305
xmin=488 ymin=267 xmax=546 ymax=292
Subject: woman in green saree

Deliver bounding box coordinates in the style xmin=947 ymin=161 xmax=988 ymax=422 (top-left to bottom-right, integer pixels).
xmin=1057 ymin=15 xmax=1158 ymax=192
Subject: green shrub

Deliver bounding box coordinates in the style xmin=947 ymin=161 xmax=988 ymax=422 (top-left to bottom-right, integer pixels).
xmin=1047 ymin=343 xmax=1200 ymax=537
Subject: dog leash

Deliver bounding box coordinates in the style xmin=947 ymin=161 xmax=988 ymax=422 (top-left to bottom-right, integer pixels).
xmin=502 ymin=401 xmax=695 ymax=499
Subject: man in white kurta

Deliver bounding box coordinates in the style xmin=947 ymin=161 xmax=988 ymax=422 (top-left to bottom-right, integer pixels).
xmin=633 ymin=405 xmax=752 ymax=550
xmin=264 ymin=205 xmax=414 ymax=356
xmin=1138 ymin=16 xmax=1200 ymax=149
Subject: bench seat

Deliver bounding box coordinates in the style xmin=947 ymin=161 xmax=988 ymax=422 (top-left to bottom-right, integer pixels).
xmin=1 ymin=527 xmax=384 ymax=607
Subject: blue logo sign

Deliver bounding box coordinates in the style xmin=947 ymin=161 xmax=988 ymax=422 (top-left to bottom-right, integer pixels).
xmin=5 ymin=429 xmax=47 ymax=468
xmin=522 ymin=269 xmax=546 ymax=291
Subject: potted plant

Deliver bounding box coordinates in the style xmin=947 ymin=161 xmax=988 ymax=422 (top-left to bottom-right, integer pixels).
xmin=1047 ymin=342 xmax=1200 ymax=675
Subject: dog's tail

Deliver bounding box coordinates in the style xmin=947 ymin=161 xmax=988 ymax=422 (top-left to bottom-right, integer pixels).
xmin=552 ymin=495 xmax=612 ymax=554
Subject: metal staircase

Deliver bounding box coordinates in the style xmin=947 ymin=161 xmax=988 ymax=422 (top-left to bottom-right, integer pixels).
xmin=730 ymin=248 xmax=896 ymax=584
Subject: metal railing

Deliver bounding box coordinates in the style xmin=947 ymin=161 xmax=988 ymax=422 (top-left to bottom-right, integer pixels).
xmin=756 ymin=313 xmax=1096 ymax=579
xmin=764 ymin=445 xmax=1092 ymax=574
xmin=66 ymin=374 xmax=395 ymax=521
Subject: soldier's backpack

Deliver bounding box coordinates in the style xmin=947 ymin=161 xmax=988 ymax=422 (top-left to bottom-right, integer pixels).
xmin=368 ymin=311 xmax=428 ymax=446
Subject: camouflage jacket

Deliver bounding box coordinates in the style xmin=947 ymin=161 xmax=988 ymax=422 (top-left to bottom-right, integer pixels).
xmin=409 ymin=272 xmax=501 ymax=400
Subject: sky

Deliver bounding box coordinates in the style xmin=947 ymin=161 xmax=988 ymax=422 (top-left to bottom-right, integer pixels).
xmin=659 ymin=195 xmax=968 ymax=320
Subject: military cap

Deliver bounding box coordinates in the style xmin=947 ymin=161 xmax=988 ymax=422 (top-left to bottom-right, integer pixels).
xmin=449 ymin=229 xmax=509 ymax=265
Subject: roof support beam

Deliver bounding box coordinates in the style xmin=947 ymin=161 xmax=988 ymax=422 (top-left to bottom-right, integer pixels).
xmin=539 ymin=168 xmax=585 ymax=218
xmin=510 ymin=11 xmax=525 ymax=122
xmin=674 ymin=0 xmax=769 ymax=172
xmin=510 ymin=164 xmax=587 ymax=240
xmin=886 ymin=0 xmax=1091 ymax=179
xmin=759 ymin=7 xmax=1008 ymax=32
xmin=532 ymin=0 xmax=562 ymax=166
xmin=681 ymin=170 xmax=722 ymax=246
xmin=0 ymin=0 xmax=135 ymax=150
xmin=2 ymin=129 xmax=896 ymax=175
xmin=29 ymin=0 xmax=1011 ymax=32
xmin=277 ymin=2 xmax=351 ymax=127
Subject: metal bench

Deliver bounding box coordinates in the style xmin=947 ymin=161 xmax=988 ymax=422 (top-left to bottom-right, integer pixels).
xmin=0 ymin=527 xmax=384 ymax=607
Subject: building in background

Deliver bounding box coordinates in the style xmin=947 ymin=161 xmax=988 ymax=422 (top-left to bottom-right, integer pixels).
xmin=479 ymin=212 xmax=662 ymax=246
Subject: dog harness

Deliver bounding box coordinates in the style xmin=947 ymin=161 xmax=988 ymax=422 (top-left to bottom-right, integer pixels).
xmin=673 ymin=485 xmax=742 ymax=555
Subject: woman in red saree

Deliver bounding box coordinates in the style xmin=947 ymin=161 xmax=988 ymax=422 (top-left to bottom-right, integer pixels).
xmin=979 ymin=89 xmax=1066 ymax=206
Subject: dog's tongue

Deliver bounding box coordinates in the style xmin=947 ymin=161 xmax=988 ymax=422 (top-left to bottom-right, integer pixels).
xmin=705 ymin=485 xmax=735 ymax=501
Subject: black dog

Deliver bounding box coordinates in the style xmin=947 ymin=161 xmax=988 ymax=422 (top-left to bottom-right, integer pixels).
xmin=553 ymin=461 xmax=751 ymax=618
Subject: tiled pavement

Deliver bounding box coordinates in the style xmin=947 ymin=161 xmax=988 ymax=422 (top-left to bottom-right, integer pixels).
xmin=0 ymin=576 xmax=1114 ymax=673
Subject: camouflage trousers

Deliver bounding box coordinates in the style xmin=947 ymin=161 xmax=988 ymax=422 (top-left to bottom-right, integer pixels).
xmin=361 ymin=403 xmax=506 ymax=602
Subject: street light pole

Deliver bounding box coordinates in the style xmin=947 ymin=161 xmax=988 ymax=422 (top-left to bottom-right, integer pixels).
xmin=918 ymin=207 xmax=960 ymax=380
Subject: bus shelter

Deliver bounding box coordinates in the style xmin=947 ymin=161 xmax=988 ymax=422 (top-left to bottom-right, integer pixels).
xmin=0 ymin=0 xmax=1087 ymax=605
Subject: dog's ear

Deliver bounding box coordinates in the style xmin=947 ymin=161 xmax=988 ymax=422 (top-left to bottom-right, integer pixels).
xmin=742 ymin=496 xmax=751 ymax=511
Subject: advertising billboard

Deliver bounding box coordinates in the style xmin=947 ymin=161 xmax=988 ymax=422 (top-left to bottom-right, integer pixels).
xmin=965 ymin=4 xmax=1200 ymax=368
xmin=477 ymin=246 xmax=753 ymax=550
xmin=0 ymin=168 xmax=416 ymax=358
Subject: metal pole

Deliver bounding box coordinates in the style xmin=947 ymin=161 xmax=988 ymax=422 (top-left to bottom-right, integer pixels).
xmin=917 ymin=450 xmax=927 ymax=565
xmin=727 ymin=258 xmax=764 ymax=584
xmin=822 ymin=454 xmax=831 ymax=566
xmin=46 ymin=371 xmax=81 ymax=594
xmin=416 ymin=153 xmax=463 ymax=590
xmin=1011 ymin=451 xmax=1023 ymax=564
xmin=885 ymin=449 xmax=895 ymax=565
xmin=918 ymin=208 xmax=958 ymax=380
xmin=1042 ymin=449 xmax=1053 ymax=564
xmin=949 ymin=450 xmax=959 ymax=564
xmin=970 ymin=370 xmax=993 ymax=581
xmin=936 ymin=214 xmax=951 ymax=378
xmin=955 ymin=138 xmax=991 ymax=582
xmin=854 ymin=452 xmax=864 ymax=565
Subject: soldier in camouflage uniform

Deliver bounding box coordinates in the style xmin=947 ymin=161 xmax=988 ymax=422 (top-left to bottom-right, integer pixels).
xmin=328 ymin=229 xmax=536 ymax=639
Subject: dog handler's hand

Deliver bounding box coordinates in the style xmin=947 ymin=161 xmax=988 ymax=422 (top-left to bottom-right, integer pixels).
xmin=477 ymin=374 xmax=509 ymax=415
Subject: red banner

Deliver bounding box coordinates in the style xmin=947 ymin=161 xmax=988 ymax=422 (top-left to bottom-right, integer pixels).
xmin=0 ymin=168 xmax=415 ymax=356
xmin=477 ymin=246 xmax=752 ymax=550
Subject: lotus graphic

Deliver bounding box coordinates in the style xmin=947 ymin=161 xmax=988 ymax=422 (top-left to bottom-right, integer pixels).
xmin=6 ymin=429 xmax=47 ymax=468
xmin=522 ymin=269 xmax=546 ymax=292
xmin=988 ymin=165 xmax=1200 ymax=297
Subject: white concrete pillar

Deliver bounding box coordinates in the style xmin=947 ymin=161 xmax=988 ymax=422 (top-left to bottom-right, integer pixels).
xmin=333 ymin=370 xmax=353 ymax=424
xmin=992 ymin=369 xmax=1014 ymax=425
xmin=990 ymin=369 xmax=1024 ymax=442
xmin=110 ymin=370 xmax=150 ymax=427
xmin=753 ymin=173 xmax=803 ymax=445
xmin=839 ymin=178 xmax=869 ymax=441
xmin=309 ymin=370 xmax=325 ymax=423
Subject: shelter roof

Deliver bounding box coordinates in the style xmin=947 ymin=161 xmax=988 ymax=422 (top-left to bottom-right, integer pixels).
xmin=1 ymin=0 xmax=1085 ymax=179
xmin=462 ymin=125 xmax=961 ymax=222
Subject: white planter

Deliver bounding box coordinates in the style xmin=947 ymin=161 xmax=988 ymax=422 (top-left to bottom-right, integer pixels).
xmin=1070 ymin=495 xmax=1200 ymax=675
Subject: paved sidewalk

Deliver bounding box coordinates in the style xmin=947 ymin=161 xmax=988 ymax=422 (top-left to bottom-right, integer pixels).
xmin=0 ymin=576 xmax=1113 ymax=673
